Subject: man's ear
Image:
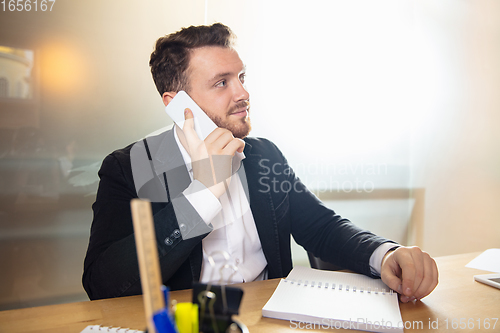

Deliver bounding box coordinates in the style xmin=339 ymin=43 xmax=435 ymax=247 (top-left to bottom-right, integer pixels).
xmin=162 ymin=91 xmax=177 ymax=106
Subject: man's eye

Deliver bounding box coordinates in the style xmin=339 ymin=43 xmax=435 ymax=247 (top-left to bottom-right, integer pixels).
xmin=239 ymin=73 xmax=246 ymax=84
xmin=215 ymin=80 xmax=226 ymax=87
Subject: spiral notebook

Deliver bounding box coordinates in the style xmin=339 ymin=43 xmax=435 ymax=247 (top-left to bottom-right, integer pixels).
xmin=262 ymin=266 xmax=403 ymax=333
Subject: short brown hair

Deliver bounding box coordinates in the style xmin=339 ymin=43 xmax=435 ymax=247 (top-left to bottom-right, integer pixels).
xmin=149 ymin=23 xmax=235 ymax=96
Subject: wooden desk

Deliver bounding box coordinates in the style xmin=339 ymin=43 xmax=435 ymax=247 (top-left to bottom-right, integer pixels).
xmin=1 ymin=252 xmax=498 ymax=332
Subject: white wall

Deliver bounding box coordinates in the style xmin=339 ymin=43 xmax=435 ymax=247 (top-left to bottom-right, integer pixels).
xmin=206 ymin=0 xmax=500 ymax=256
xmin=410 ymin=0 xmax=500 ymax=255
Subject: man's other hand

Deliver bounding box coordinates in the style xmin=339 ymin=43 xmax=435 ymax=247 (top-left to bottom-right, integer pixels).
xmin=380 ymin=246 xmax=438 ymax=303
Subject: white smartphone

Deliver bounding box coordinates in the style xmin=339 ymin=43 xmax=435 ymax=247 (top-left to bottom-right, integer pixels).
xmin=474 ymin=273 xmax=500 ymax=290
xmin=165 ymin=91 xmax=217 ymax=140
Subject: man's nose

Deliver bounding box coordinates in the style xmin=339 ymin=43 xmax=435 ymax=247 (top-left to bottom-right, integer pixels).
xmin=233 ymin=80 xmax=249 ymax=102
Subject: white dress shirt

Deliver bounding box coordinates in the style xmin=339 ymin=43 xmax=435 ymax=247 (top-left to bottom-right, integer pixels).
xmin=173 ymin=126 xmax=396 ymax=283
xmin=174 ymin=128 xmax=267 ymax=284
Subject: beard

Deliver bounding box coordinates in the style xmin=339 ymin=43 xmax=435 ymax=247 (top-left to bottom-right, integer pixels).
xmin=209 ymin=101 xmax=252 ymax=139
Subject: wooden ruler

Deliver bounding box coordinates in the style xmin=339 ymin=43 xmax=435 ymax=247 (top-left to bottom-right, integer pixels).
xmin=131 ymin=199 xmax=165 ymax=333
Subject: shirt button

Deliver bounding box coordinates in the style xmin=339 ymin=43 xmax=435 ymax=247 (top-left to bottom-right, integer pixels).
xmin=179 ymin=223 xmax=187 ymax=232
xmin=235 ymin=258 xmax=240 ymax=265
xmin=165 ymin=237 xmax=173 ymax=246
xmin=173 ymin=229 xmax=181 ymax=238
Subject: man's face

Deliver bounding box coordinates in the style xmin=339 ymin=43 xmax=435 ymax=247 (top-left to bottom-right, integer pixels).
xmin=185 ymin=46 xmax=251 ymax=139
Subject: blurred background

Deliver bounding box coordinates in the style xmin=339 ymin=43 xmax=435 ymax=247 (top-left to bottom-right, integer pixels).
xmin=0 ymin=0 xmax=499 ymax=310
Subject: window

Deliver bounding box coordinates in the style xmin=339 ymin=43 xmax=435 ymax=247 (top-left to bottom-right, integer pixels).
xmin=0 ymin=46 xmax=34 ymax=100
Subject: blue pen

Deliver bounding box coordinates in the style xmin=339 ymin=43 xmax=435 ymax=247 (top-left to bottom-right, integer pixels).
xmin=153 ymin=285 xmax=177 ymax=333
xmin=153 ymin=308 xmax=177 ymax=333
xmin=161 ymin=286 xmax=170 ymax=310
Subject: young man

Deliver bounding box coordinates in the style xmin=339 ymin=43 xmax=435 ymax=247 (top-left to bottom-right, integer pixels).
xmin=83 ymin=23 xmax=438 ymax=303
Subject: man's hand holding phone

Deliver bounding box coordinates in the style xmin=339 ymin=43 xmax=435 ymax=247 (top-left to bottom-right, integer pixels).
xmin=182 ymin=108 xmax=245 ymax=198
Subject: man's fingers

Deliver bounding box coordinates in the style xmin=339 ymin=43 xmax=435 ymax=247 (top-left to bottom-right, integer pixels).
xmin=381 ymin=251 xmax=413 ymax=303
xmin=182 ymin=108 xmax=200 ymax=144
xmin=413 ymin=253 xmax=439 ymax=300
xmin=385 ymin=247 xmax=440 ymax=303
xmin=409 ymin=247 xmax=425 ymax=296
xmin=182 ymin=108 xmax=210 ymax=160
xmin=206 ymin=129 xmax=234 ymax=149
xmin=184 ymin=108 xmax=193 ymax=118
xmin=380 ymin=251 xmax=402 ymax=292
xmin=205 ymin=127 xmax=235 ymax=146
xmin=223 ymin=138 xmax=245 ymax=155
xmin=183 ymin=108 xmax=194 ymax=129
xmin=204 ymin=129 xmax=245 ymax=155
xmin=381 ymin=270 xmax=403 ymax=295
xmin=397 ymin=249 xmax=416 ymax=297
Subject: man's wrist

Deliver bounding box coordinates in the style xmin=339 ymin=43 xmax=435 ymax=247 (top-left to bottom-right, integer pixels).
xmin=382 ymin=245 xmax=400 ymax=266
xmin=183 ymin=180 xmax=222 ymax=224
xmin=369 ymin=243 xmax=401 ymax=276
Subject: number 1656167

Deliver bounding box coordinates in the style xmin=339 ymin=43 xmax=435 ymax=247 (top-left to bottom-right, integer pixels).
xmin=2 ymin=0 xmax=56 ymax=12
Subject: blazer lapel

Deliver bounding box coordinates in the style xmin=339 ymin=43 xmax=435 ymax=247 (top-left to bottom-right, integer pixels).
xmin=152 ymin=129 xmax=191 ymax=198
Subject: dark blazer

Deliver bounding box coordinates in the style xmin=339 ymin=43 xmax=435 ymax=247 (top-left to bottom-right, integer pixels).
xmin=83 ymin=129 xmax=392 ymax=300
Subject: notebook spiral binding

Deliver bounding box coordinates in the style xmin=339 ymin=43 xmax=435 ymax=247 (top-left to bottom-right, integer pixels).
xmin=82 ymin=325 xmax=145 ymax=332
xmin=284 ymin=278 xmax=394 ymax=295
